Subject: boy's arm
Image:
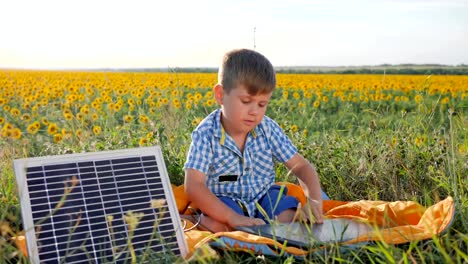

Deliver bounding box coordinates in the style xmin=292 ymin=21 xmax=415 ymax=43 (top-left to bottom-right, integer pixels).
xmin=184 ymin=168 xmax=265 ymax=229
xmin=284 ymin=153 xmax=324 ymax=223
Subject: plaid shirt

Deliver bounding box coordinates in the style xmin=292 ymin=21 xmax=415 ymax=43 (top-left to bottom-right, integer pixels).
xmin=184 ymin=109 xmax=297 ymax=217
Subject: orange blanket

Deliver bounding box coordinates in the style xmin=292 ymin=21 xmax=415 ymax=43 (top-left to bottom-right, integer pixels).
xmin=172 ymin=183 xmax=455 ymax=259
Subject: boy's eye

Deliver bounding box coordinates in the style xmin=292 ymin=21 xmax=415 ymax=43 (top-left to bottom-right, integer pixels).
xmin=241 ymin=100 xmax=250 ymax=104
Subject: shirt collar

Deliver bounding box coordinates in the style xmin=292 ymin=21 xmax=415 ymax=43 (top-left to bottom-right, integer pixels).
xmin=213 ymin=109 xmax=263 ymax=146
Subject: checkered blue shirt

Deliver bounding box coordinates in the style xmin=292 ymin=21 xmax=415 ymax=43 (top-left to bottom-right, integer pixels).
xmin=184 ymin=109 xmax=297 ymax=217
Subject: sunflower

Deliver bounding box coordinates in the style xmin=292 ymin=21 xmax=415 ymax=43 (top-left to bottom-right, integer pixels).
xmin=10 ymin=108 xmax=20 ymax=117
xmin=290 ymin=125 xmax=299 ymax=133
xmin=205 ymin=99 xmax=215 ymax=107
xmin=64 ymin=113 xmax=73 ymax=121
xmin=42 ymin=118 xmax=49 ymax=125
xmin=75 ymin=129 xmax=83 ymax=138
xmin=121 ymin=115 xmax=132 ymax=123
xmin=139 ymin=137 xmax=148 ymax=146
xmin=21 ymin=113 xmax=31 ymax=121
xmin=93 ymin=126 xmax=102 ymax=135
xmin=191 ymin=117 xmax=202 ymax=126
xmin=313 ymin=100 xmax=320 ymax=108
xmin=139 ymin=115 xmax=149 ymax=124
xmin=11 ymin=128 xmax=22 ymax=140
xmin=76 ymin=113 xmax=84 ymax=121
xmin=27 ymin=122 xmax=40 ymax=135
xmin=47 ymin=123 xmax=59 ymax=135
xmin=53 ymin=133 xmax=63 ymax=143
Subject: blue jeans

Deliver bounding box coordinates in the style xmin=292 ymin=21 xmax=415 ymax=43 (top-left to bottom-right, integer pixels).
xmin=218 ymin=185 xmax=300 ymax=221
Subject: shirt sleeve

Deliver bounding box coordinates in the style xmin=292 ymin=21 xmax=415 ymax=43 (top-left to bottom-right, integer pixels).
xmin=183 ymin=130 xmax=213 ymax=174
xmin=267 ymin=119 xmax=298 ymax=163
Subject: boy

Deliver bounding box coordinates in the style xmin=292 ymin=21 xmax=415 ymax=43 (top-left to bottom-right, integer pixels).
xmin=184 ymin=49 xmax=323 ymax=232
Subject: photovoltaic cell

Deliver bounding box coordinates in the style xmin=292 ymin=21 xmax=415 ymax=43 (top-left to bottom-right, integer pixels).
xmin=14 ymin=147 xmax=187 ymax=264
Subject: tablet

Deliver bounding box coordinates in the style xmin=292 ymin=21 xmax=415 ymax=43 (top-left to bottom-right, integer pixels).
xmin=235 ymin=218 xmax=373 ymax=248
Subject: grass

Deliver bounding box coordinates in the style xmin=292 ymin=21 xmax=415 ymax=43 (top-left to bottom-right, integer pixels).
xmin=0 ymin=74 xmax=467 ymax=263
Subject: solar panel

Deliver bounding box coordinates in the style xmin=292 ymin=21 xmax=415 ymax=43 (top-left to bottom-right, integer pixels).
xmin=14 ymin=146 xmax=188 ymax=263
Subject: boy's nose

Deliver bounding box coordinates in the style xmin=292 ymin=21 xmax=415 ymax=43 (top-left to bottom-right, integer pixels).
xmin=248 ymin=105 xmax=259 ymax=115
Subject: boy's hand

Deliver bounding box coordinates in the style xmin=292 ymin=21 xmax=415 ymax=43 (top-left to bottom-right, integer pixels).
xmin=228 ymin=214 xmax=265 ymax=228
xmin=295 ymin=198 xmax=323 ymax=224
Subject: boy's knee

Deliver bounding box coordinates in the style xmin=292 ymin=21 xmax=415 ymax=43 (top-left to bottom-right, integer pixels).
xmin=276 ymin=209 xmax=296 ymax=223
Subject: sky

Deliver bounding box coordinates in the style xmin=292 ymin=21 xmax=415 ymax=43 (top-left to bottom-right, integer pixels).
xmin=1 ymin=0 xmax=467 ymax=69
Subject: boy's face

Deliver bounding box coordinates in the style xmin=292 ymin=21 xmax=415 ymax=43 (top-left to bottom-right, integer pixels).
xmin=214 ymin=84 xmax=272 ymax=136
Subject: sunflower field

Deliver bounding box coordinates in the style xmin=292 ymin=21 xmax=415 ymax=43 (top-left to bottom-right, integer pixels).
xmin=1 ymin=70 xmax=467 ymax=263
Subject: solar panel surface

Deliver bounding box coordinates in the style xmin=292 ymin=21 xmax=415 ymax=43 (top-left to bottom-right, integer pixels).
xmin=14 ymin=147 xmax=187 ymax=263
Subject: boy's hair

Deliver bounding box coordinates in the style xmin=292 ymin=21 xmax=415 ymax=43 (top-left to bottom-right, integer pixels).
xmin=218 ymin=49 xmax=276 ymax=95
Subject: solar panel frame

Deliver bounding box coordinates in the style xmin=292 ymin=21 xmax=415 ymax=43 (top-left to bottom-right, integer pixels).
xmin=14 ymin=146 xmax=188 ymax=263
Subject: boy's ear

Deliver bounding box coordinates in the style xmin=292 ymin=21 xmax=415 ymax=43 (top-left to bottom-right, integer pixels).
xmin=214 ymin=84 xmax=224 ymax=105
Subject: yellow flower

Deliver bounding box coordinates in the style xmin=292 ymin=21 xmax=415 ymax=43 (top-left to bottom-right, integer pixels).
xmin=173 ymin=101 xmax=181 ymax=108
xmin=124 ymin=115 xmax=134 ymax=123
xmin=80 ymin=105 xmax=90 ymax=115
xmin=75 ymin=129 xmax=83 ymax=138
xmin=192 ymin=93 xmax=202 ymax=101
xmin=172 ymin=90 xmax=180 ymax=97
xmin=205 ymin=99 xmax=215 ymax=107
xmin=313 ymin=100 xmax=320 ymax=108
xmin=76 ymin=113 xmax=84 ymax=121
xmin=21 ymin=113 xmax=31 ymax=121
xmin=290 ymin=125 xmax=299 ymax=133
xmin=204 ymin=91 xmax=213 ymax=98
xmin=42 ymin=118 xmax=49 ymax=125
xmin=113 ymin=104 xmax=122 ymax=112
xmin=414 ymin=94 xmax=423 ymax=104
xmin=10 ymin=108 xmax=21 ymax=117
xmin=92 ymin=113 xmax=98 ymax=120
xmin=139 ymin=115 xmax=149 ymax=124
xmin=1 ymin=128 xmax=11 ymax=138
xmin=61 ymin=128 xmax=71 ymax=137
xmin=11 ymin=128 xmax=22 ymax=139
xmin=192 ymin=117 xmax=202 ymax=126
xmin=414 ymin=137 xmax=422 ymax=147
xmin=64 ymin=113 xmax=73 ymax=121
xmin=47 ymin=123 xmax=59 ymax=135
xmin=3 ymin=123 xmax=13 ymax=131
xmin=441 ymin=97 xmax=450 ymax=104
xmin=322 ymin=96 xmax=329 ymax=102
xmin=53 ymin=133 xmax=63 ymax=143
xmin=27 ymin=122 xmax=40 ymax=135
xmin=139 ymin=137 xmax=148 ymax=146
xmin=0 ymin=117 xmax=4 ymax=124
xmin=93 ymin=126 xmax=102 ymax=135
xmin=293 ymin=92 xmax=301 ymax=100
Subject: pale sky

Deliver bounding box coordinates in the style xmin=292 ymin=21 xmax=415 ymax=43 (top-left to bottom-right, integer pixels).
xmin=1 ymin=0 xmax=467 ymax=69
